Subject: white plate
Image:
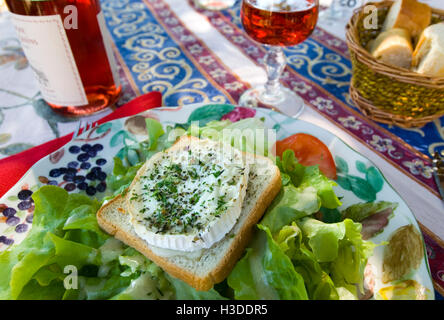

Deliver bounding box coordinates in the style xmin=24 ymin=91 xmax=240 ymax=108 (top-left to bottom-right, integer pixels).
xmin=0 ymin=103 xmax=434 ymax=300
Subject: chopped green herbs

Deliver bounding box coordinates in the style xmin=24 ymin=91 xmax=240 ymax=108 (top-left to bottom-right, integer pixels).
xmin=130 ymin=147 xmax=246 ymax=236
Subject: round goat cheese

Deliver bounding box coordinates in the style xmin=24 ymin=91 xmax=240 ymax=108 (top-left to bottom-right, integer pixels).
xmin=127 ymin=137 xmax=249 ymax=252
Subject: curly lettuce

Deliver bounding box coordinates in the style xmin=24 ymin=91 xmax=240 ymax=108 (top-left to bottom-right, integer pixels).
xmin=228 ymin=218 xmax=376 ymax=300
xmin=0 ymin=186 xmax=173 ymax=300
xmin=227 ymin=150 xmax=375 ymax=300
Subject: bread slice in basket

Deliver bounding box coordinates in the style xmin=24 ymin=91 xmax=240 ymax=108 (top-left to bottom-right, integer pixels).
xmin=382 ymin=0 xmax=431 ymax=38
xmin=413 ymin=23 xmax=444 ymax=77
xmin=369 ymin=28 xmax=413 ymax=69
xmin=97 ymin=135 xmax=281 ymax=291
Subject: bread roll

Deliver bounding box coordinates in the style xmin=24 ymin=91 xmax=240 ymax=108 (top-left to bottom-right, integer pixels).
xmin=412 ymin=23 xmax=444 ymax=77
xmin=370 ymin=28 xmax=413 ymax=69
xmin=382 ymin=0 xmax=431 ymax=38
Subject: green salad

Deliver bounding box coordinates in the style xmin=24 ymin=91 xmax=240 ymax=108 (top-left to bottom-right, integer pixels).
xmin=0 ymin=118 xmax=390 ymax=300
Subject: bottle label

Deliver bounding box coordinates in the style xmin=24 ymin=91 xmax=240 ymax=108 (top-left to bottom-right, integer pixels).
xmin=96 ymin=11 xmax=121 ymax=89
xmin=10 ymin=13 xmax=88 ymax=106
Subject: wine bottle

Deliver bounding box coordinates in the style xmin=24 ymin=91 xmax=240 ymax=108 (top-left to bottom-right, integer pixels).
xmin=5 ymin=0 xmax=122 ymax=116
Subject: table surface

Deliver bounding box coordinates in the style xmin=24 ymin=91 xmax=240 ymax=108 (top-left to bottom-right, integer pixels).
xmin=0 ymin=0 xmax=443 ymax=298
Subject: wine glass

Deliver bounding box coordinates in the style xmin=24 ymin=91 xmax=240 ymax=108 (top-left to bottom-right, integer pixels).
xmin=239 ymin=0 xmax=319 ymax=118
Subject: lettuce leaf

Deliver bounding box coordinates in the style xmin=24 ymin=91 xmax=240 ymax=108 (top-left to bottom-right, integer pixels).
xmin=63 ymin=204 xmax=107 ymax=238
xmin=106 ymin=158 xmax=142 ymax=197
xmin=260 ymin=150 xmax=342 ymax=235
xmin=275 ymin=223 xmax=339 ymax=300
xmin=145 ymin=118 xmax=165 ymax=151
xmin=0 ymin=186 xmax=174 ymax=300
xmin=298 ymin=218 xmax=347 ymax=262
xmin=258 ymin=225 xmax=308 ymax=300
xmin=226 ymin=249 xmax=261 ymax=299
xmin=228 ymin=230 xmax=281 ymax=300
xmin=17 ymin=279 xmax=66 ymax=300
xmin=227 ymin=233 xmax=279 ymax=300
xmin=228 ymin=217 xmax=376 ymax=300
xmin=278 ymin=149 xmax=341 ymax=209
xmin=260 ymin=185 xmax=319 ymax=234
xmin=228 ymin=225 xmax=308 ymax=300
xmin=47 ymin=232 xmax=100 ymax=267
xmin=299 ymin=218 xmax=377 ymax=294
xmin=167 ymin=275 xmax=227 ymax=300
xmin=0 ymin=187 xmax=94 ymax=299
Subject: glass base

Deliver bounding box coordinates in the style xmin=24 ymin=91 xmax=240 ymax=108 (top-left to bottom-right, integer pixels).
xmin=238 ymin=86 xmax=305 ymax=118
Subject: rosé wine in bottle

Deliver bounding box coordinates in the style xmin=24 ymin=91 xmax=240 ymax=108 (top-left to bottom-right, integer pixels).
xmin=5 ymin=0 xmax=121 ymax=116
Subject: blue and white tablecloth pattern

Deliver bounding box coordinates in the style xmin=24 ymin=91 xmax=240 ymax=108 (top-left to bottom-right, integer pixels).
xmin=0 ymin=0 xmax=443 ymax=298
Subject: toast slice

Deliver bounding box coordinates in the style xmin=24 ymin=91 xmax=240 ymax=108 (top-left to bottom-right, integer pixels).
xmin=97 ymin=136 xmax=281 ymax=291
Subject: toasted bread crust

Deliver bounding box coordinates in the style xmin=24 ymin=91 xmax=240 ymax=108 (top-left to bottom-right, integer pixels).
xmin=96 ymin=135 xmax=281 ymax=291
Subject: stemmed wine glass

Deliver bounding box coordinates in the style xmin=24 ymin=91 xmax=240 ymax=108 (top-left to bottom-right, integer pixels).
xmin=239 ymin=0 xmax=319 ymax=118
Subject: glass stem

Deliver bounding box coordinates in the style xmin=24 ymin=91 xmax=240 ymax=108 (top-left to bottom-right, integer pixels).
xmin=262 ymin=46 xmax=286 ymax=103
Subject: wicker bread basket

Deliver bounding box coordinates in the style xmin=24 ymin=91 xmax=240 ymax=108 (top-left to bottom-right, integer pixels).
xmin=345 ymin=1 xmax=444 ymax=128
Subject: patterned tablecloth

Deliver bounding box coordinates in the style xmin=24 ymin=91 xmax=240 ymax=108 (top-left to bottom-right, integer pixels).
xmin=0 ymin=0 xmax=443 ymax=299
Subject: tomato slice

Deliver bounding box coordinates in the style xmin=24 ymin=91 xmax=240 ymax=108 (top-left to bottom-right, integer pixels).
xmin=275 ymin=133 xmax=337 ymax=180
